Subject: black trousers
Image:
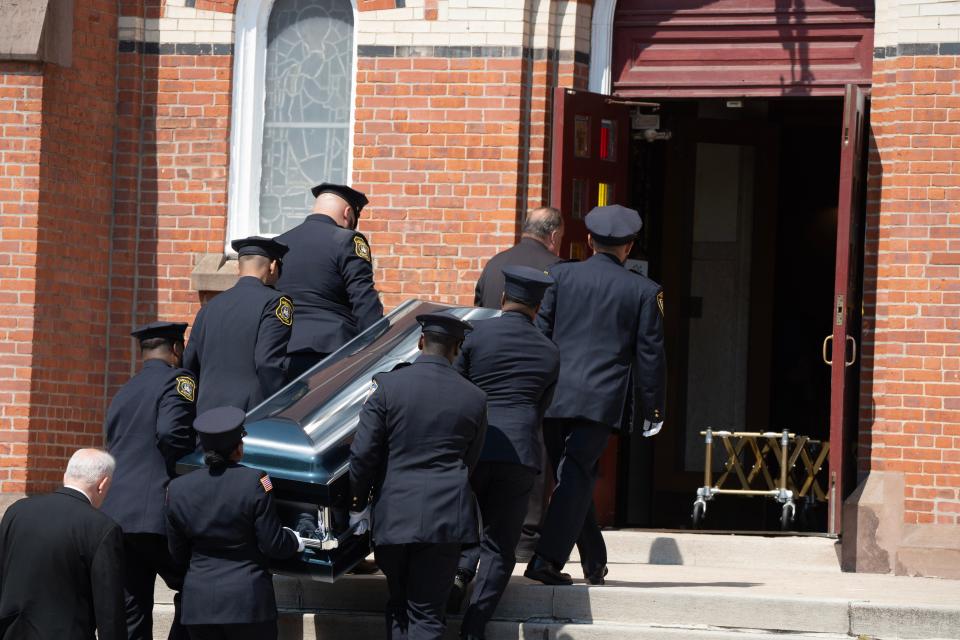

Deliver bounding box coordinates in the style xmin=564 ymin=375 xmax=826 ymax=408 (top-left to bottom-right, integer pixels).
xmin=186 ymin=621 xmax=277 ymax=640
xmin=375 ymin=543 xmax=461 ymax=640
xmin=515 ymin=440 xmax=549 ymax=562
xmin=123 ymin=533 xmax=188 ymax=640
xmin=286 ymin=351 xmax=328 ymax=380
xmin=535 ymin=419 xmax=611 ymax=571
xmin=458 ymin=463 xmax=535 ymax=637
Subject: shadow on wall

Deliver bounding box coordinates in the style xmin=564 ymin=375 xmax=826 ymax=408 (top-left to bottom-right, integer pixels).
xmin=26 ymin=0 xmax=120 ymax=493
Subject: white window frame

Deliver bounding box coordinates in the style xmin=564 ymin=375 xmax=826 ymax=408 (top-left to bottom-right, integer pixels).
xmin=227 ymin=0 xmax=358 ymax=251
xmin=589 ymin=0 xmax=617 ymax=95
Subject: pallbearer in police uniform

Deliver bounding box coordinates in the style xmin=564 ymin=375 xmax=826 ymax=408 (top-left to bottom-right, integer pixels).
xmin=349 ymin=313 xmax=487 ymax=640
xmin=277 ymin=183 xmax=384 ymax=379
xmin=525 ymin=205 xmax=666 ymax=586
xmin=471 ymin=206 xmax=565 ymax=563
xmin=183 ymin=237 xmax=294 ymax=413
xmin=101 ymin=321 xmax=196 ymax=640
xmin=451 ymin=266 xmax=559 ymax=640
xmin=165 ymin=407 xmax=304 ymax=640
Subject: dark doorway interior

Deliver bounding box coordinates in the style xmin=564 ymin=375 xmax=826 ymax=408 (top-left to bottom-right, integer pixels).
xmin=618 ymin=97 xmax=844 ymax=532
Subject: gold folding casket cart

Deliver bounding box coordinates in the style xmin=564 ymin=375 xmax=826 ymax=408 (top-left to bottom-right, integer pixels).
xmin=691 ymin=429 xmax=830 ymax=531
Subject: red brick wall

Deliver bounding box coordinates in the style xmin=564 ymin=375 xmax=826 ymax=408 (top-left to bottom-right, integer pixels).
xmin=108 ymin=47 xmax=232 ymax=397
xmin=863 ymin=51 xmax=960 ymax=525
xmin=354 ymin=52 xmax=583 ymax=310
xmin=0 ymin=0 xmax=120 ymax=492
xmin=0 ymin=66 xmax=42 ymax=493
xmin=26 ymin=0 xmax=120 ymax=491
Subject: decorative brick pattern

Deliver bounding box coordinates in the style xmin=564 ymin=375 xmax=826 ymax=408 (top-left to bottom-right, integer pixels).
xmin=863 ymin=49 xmax=960 ymax=525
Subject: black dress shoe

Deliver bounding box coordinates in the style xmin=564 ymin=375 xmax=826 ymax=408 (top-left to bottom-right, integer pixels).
xmin=583 ymin=565 xmax=608 ymax=585
xmin=446 ymin=569 xmax=472 ymax=614
xmin=523 ymin=555 xmax=573 ymax=586
xmin=348 ymin=559 xmax=380 ymax=575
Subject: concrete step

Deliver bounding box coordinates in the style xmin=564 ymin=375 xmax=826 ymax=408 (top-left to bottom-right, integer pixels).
xmin=282 ymin=614 xmax=856 ymax=640
xmin=152 ymin=533 xmax=960 ymax=639
xmin=567 ymin=530 xmax=842 ymax=573
xmin=156 ymin=607 xmax=854 ymax=640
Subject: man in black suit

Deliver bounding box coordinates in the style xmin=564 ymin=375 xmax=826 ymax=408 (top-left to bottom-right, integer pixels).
xmin=277 ymin=183 xmax=383 ymax=379
xmin=473 ymin=206 xmax=564 ymax=309
xmin=349 ymin=312 xmax=487 ymax=640
xmin=101 ymin=321 xmax=196 ymax=640
xmin=473 ymin=206 xmax=564 ymax=561
xmin=452 ymin=266 xmax=559 ymax=640
xmin=0 ymin=448 xmax=125 ymax=640
xmin=525 ymin=205 xmax=666 ymax=587
xmin=184 ymin=236 xmax=293 ymax=413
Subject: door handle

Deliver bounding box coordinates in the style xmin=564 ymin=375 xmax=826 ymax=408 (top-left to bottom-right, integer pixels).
xmin=845 ymin=335 xmax=857 ymax=367
xmin=822 ymin=335 xmax=833 ymax=366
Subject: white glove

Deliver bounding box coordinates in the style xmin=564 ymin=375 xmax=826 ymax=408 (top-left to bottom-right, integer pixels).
xmin=283 ymin=526 xmax=305 ymax=552
xmin=350 ymin=507 xmax=371 ymax=536
xmin=642 ymin=419 xmax=663 ymax=438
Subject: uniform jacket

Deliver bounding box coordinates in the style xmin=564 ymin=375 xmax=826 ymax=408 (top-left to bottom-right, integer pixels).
xmin=0 ymin=488 xmax=125 ymax=640
xmin=101 ymin=359 xmax=196 ymax=536
xmin=454 ymin=311 xmax=559 ymax=471
xmin=183 ymin=276 xmax=293 ymax=413
xmin=474 ymin=237 xmax=561 ymax=309
xmin=349 ymin=354 xmax=488 ymax=546
xmin=276 ymin=215 xmax=383 ymax=356
xmin=536 ymin=252 xmax=666 ymax=429
xmin=165 ymin=463 xmax=300 ymax=625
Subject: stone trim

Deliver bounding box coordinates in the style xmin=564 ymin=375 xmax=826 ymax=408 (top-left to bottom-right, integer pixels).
xmin=874 ymin=42 xmax=960 ymax=58
xmin=0 ymin=0 xmax=72 ymax=66
xmin=118 ymin=41 xmax=233 ymax=55
xmin=356 ymin=44 xmax=588 ymax=64
xmin=191 ymin=254 xmax=238 ymax=294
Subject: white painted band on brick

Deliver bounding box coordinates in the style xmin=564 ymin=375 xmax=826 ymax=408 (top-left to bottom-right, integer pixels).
xmin=589 ymin=0 xmax=616 ymax=94
xmin=117 ymin=10 xmax=234 ymax=44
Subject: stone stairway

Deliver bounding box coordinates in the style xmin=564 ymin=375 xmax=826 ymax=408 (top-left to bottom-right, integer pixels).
xmin=154 ymin=531 xmax=960 ymax=639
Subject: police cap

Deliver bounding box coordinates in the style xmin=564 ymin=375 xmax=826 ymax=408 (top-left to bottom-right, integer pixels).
xmin=230 ymin=236 xmax=289 ymax=261
xmin=130 ymin=321 xmax=188 ymax=343
xmin=416 ymin=312 xmax=473 ymax=340
xmin=310 ymin=183 xmax=369 ymax=217
xmin=585 ymin=205 xmax=642 ymax=245
xmin=502 ymin=265 xmax=554 ymax=306
xmin=194 ymin=406 xmax=246 ymax=451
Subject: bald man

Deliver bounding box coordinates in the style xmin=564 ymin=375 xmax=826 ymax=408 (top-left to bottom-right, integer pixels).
xmin=0 ymin=449 xmax=125 ymax=640
xmin=277 ymin=183 xmax=383 ymax=380
xmin=474 ymin=207 xmax=565 ymax=309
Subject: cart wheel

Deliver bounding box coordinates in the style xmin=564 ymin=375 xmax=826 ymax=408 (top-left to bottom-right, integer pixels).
xmin=692 ymin=500 xmax=706 ymax=529
xmin=780 ymin=502 xmax=795 ymax=531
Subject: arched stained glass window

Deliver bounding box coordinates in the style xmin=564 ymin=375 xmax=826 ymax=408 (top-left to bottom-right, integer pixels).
xmin=258 ymin=0 xmax=354 ymax=234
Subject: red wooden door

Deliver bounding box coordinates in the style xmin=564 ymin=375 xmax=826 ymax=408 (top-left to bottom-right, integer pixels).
xmin=828 ymin=84 xmax=867 ymax=534
xmin=550 ymin=87 xmax=632 ymax=526
xmin=550 ymin=87 xmax=632 ymax=261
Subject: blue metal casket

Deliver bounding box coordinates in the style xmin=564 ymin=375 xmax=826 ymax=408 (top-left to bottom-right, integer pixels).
xmin=176 ymin=300 xmax=499 ymax=581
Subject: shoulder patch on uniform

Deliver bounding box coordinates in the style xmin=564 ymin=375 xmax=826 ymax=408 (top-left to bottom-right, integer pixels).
xmin=275 ymin=296 xmax=294 ymax=326
xmin=175 ymin=376 xmax=196 ymax=402
xmin=656 ymin=290 xmax=664 ymax=317
xmin=260 ymin=474 xmax=273 ymax=493
xmin=353 ymin=235 xmax=371 ymax=263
